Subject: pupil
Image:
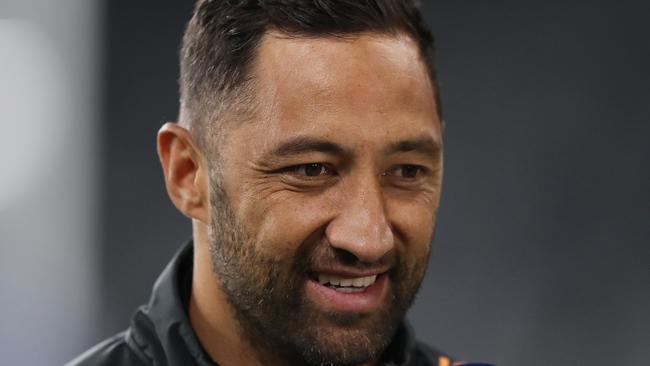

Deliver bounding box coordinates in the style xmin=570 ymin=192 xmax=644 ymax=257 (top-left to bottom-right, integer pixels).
xmin=403 ymin=165 xmax=418 ymax=178
xmin=305 ymin=164 xmax=322 ymax=176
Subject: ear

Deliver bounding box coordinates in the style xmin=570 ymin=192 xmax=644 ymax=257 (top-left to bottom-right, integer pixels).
xmin=157 ymin=122 xmax=209 ymax=224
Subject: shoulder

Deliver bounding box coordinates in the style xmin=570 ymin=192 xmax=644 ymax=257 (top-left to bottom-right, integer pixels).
xmin=65 ymin=331 xmax=148 ymax=366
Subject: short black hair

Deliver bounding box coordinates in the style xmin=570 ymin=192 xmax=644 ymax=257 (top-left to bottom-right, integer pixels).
xmin=179 ymin=0 xmax=440 ymax=149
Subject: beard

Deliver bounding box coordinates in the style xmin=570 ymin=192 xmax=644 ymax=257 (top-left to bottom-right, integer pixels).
xmin=207 ymin=181 xmax=429 ymax=366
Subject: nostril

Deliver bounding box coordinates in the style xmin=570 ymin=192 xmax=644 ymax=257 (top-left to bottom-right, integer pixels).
xmin=333 ymin=247 xmax=360 ymax=265
xmin=324 ymin=207 xmax=395 ymax=263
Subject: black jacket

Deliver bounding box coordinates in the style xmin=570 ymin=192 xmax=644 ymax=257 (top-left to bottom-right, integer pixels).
xmin=67 ymin=241 xmax=455 ymax=366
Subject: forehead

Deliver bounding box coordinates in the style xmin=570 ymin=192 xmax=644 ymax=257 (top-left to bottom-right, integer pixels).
xmin=239 ymin=31 xmax=440 ymax=151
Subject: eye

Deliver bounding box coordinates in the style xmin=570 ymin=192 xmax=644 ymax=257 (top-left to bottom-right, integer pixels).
xmin=388 ymin=164 xmax=427 ymax=179
xmin=395 ymin=165 xmax=422 ymax=178
xmin=287 ymin=163 xmax=332 ymax=178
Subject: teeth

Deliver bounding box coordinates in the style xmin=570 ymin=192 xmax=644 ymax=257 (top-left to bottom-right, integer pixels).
xmin=352 ymin=277 xmax=366 ymax=287
xmin=316 ymin=273 xmax=378 ymax=288
xmin=365 ymin=275 xmax=378 ymax=286
xmin=317 ymin=274 xmax=330 ymax=285
xmin=330 ymin=276 xmax=341 ymax=286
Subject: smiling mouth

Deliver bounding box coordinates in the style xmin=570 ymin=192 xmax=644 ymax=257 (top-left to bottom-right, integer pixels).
xmin=315 ymin=273 xmax=379 ymax=293
xmin=305 ymin=271 xmax=389 ymax=312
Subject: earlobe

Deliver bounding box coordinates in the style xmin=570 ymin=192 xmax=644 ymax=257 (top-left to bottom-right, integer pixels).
xmin=157 ymin=122 xmax=209 ymax=223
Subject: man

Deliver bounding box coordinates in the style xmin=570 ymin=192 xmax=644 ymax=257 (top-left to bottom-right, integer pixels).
xmin=69 ymin=1 xmax=456 ymax=365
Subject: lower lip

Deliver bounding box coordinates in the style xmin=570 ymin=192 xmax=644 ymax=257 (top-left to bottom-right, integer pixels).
xmin=305 ymin=274 xmax=388 ymax=313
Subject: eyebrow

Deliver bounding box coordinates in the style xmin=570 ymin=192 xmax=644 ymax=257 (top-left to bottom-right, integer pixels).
xmin=383 ymin=136 xmax=442 ymax=156
xmin=270 ymin=136 xmax=347 ymax=157
xmin=267 ymin=135 xmax=441 ymax=159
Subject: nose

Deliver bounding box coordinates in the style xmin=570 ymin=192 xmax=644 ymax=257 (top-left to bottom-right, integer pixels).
xmin=325 ymin=178 xmax=394 ymax=263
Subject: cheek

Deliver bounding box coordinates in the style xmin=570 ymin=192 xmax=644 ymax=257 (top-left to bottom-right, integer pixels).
xmin=238 ymin=189 xmax=337 ymax=254
xmin=386 ymin=197 xmax=437 ymax=255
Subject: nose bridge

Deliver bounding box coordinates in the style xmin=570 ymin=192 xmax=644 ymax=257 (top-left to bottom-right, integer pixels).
xmin=326 ymin=171 xmax=394 ymax=263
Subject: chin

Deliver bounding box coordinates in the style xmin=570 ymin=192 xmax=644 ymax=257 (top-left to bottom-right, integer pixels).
xmin=286 ymin=309 xmax=400 ymax=366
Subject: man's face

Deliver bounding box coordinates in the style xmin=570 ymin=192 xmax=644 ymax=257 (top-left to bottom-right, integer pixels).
xmin=208 ymin=32 xmax=442 ymax=365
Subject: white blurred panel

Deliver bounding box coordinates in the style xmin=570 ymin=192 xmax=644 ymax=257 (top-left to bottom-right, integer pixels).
xmin=0 ymin=1 xmax=100 ymax=365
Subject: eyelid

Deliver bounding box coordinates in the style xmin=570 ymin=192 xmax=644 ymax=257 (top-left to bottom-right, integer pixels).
xmin=385 ymin=164 xmax=429 ymax=177
xmin=282 ymin=162 xmax=335 ymax=177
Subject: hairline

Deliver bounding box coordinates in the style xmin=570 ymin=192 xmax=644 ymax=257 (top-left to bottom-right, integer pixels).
xmin=180 ymin=28 xmax=439 ymax=159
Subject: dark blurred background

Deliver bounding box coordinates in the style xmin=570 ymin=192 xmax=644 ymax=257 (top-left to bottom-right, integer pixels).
xmin=1 ymin=1 xmax=648 ymax=365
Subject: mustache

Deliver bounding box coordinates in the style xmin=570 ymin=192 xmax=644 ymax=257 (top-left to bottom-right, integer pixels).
xmin=296 ymin=240 xmax=397 ymax=273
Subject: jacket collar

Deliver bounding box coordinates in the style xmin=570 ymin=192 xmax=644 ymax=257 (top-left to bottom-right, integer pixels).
xmin=129 ymin=240 xmax=419 ymax=366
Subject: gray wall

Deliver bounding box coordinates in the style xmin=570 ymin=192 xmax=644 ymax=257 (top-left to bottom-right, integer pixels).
xmin=95 ymin=1 xmax=650 ymax=365
xmin=414 ymin=2 xmax=650 ymax=364
xmin=0 ymin=0 xmax=101 ymax=365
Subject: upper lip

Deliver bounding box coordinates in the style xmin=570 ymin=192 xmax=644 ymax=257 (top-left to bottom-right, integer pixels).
xmin=309 ymin=267 xmax=390 ymax=278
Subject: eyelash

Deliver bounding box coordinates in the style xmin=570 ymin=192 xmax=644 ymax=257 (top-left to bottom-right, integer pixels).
xmin=386 ymin=165 xmax=429 ymax=179
xmin=282 ymin=163 xmax=428 ymax=180
xmin=284 ymin=163 xmax=334 ymax=178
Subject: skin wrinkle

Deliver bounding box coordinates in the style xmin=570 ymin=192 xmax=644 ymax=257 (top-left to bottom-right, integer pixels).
xmin=182 ymin=32 xmax=442 ymax=366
